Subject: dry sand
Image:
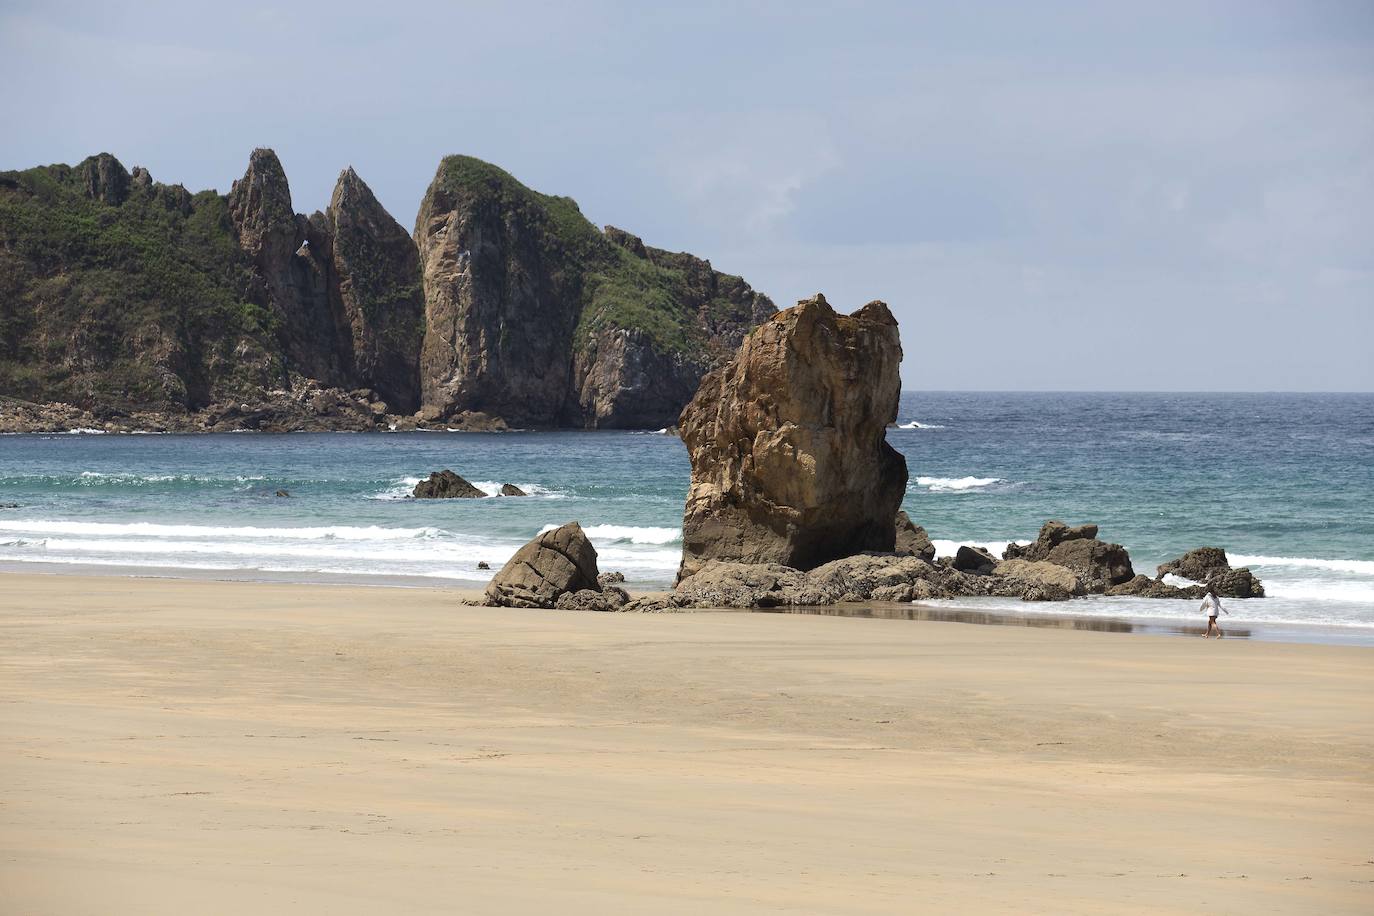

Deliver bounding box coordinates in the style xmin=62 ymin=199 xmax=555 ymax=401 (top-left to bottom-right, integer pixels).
xmin=1 ymin=572 xmax=1371 ymax=914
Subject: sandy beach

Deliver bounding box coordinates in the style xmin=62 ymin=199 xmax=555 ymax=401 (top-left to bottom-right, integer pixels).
xmin=1 ymin=573 xmax=1371 ymax=914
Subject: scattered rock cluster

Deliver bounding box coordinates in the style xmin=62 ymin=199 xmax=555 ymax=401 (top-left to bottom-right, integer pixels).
xmin=411 ymin=470 xmax=527 ymax=499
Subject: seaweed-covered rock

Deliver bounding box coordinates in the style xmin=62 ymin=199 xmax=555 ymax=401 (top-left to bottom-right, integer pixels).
xmin=412 ymin=470 xmax=486 ymax=499
xmin=484 ymin=522 xmax=602 ymax=608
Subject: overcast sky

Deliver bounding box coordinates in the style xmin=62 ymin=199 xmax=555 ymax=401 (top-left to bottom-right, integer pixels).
xmin=3 ymin=0 xmax=1371 ymax=390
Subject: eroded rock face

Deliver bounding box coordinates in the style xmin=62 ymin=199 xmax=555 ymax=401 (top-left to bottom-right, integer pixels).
xmin=412 ymin=470 xmax=486 ymax=499
xmin=677 ymin=295 xmax=907 ymax=580
xmin=484 ymin=522 xmax=602 ymax=608
xmin=324 ymin=167 xmax=425 ymax=413
xmin=414 ymin=157 xmax=583 ymax=427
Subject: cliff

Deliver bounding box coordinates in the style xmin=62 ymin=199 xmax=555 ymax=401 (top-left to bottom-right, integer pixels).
xmin=415 ymin=155 xmax=773 ymax=428
xmin=0 ymin=150 xmax=771 ymax=432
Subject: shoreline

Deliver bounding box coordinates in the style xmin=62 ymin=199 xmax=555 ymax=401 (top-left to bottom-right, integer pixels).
xmin=4 ymin=565 xmax=1371 ymax=647
xmin=2 ymin=571 xmax=1369 ymax=914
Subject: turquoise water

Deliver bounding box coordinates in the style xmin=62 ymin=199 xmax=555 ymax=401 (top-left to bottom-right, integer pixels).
xmin=2 ymin=392 xmax=1371 ymax=633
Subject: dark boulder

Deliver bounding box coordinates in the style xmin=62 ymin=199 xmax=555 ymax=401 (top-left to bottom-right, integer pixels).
xmin=1156 ymin=547 xmax=1230 ymax=582
xmin=484 ymin=522 xmax=602 ymax=608
xmin=894 ymin=511 xmax=936 ymax=562
xmin=499 ymin=483 xmax=528 ymax=497
xmin=413 ymin=470 xmax=487 ymax=499
xmin=953 ymin=545 xmax=998 ymax=574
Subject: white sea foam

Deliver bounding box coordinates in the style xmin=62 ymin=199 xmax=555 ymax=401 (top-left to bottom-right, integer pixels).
xmin=367 ymin=477 xmax=566 ymax=500
xmin=915 ymin=475 xmax=1003 ymax=492
xmin=1229 ymin=554 xmax=1374 ymax=577
xmin=65 ymin=428 xmax=108 ymax=435
xmin=539 ymin=523 xmax=682 ymax=545
xmin=0 ymin=520 xmax=447 ymax=541
xmin=897 ymin=421 xmax=947 ymax=429
xmin=930 ymin=538 xmax=1026 ymax=559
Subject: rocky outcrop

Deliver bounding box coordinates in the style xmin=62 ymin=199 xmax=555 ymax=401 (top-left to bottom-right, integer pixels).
xmin=1155 ymin=547 xmax=1229 ymax=582
xmin=413 ymin=157 xmax=772 ymax=430
xmin=324 ymin=167 xmax=425 ymax=412
xmin=499 ymin=483 xmax=528 ymax=497
xmin=574 ymin=230 xmax=774 ymax=428
xmin=484 ymin=522 xmax=603 ymax=608
xmin=1155 ymin=547 xmax=1265 ymax=597
xmin=412 ymin=470 xmax=486 ymax=499
xmin=894 ymin=511 xmax=935 ymax=561
xmin=677 ymin=295 xmax=907 ymax=580
xmin=1002 ymin=521 xmax=1134 ymax=591
xmin=2 ymin=150 xmax=760 ymax=430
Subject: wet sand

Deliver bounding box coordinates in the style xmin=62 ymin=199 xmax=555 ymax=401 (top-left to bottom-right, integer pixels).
xmin=2 ymin=572 xmax=1371 ymax=914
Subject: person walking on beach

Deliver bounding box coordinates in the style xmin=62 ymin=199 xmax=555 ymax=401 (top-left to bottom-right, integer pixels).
xmin=1200 ymin=586 xmax=1228 ymax=638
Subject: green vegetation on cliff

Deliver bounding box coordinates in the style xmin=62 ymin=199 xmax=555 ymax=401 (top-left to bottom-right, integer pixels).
xmin=0 ymin=155 xmax=279 ymax=408
xmin=430 ymin=155 xmax=744 ymax=359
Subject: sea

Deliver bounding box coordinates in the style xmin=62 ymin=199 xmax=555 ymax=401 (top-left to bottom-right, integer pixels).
xmin=2 ymin=392 xmax=1371 ymax=642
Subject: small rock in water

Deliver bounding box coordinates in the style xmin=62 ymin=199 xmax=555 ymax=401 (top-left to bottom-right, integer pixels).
xmin=413 ymin=470 xmax=486 ymax=499
xmin=499 ymin=483 xmax=528 ymax=497
xmin=0 ymin=502 xmax=19 ymax=509
xmin=275 ymin=489 xmax=290 ymax=498
xmin=477 ymin=561 xmax=490 ymax=570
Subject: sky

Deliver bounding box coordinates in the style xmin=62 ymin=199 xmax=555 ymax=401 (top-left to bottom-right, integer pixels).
xmin=2 ymin=0 xmax=1371 ymax=391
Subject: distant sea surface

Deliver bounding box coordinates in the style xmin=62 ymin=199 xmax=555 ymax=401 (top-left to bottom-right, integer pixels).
xmin=2 ymin=392 xmax=1371 ymax=638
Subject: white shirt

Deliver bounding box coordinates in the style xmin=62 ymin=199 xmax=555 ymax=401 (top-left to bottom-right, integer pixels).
xmin=1203 ymin=593 xmax=1223 ymax=615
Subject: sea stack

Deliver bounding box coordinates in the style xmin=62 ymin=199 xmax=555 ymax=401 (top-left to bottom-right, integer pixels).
xmin=676 ymin=294 xmax=908 ymax=581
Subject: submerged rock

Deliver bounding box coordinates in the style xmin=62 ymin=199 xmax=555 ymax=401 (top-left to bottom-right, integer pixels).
xmin=484 ymin=521 xmax=602 ymax=608
xmin=677 ymin=294 xmax=907 ymax=580
xmin=412 ymin=470 xmax=486 ymax=499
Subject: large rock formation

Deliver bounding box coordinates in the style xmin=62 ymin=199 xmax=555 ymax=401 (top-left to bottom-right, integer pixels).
xmin=413 ymin=157 xmax=772 ymax=429
xmin=484 ymin=522 xmax=604 ymax=608
xmin=323 ymin=167 xmax=425 ymax=412
xmin=677 ymin=295 xmax=908 ymax=580
xmin=1 ymin=150 xmax=766 ymax=431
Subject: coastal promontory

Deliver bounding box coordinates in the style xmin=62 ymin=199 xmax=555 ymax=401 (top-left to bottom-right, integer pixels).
xmin=0 ymin=150 xmax=772 ymax=432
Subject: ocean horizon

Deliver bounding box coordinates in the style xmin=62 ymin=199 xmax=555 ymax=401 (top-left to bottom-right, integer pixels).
xmin=3 ymin=390 xmax=1371 ymax=641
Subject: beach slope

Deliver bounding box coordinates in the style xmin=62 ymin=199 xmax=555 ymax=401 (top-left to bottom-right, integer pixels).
xmin=1 ymin=574 xmax=1370 ymax=914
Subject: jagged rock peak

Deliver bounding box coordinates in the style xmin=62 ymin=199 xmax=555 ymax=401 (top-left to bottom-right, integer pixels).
xmin=677 ymin=293 xmax=907 ymax=580
xmin=130 ymin=166 xmax=153 ymax=190
xmin=77 ymin=153 xmax=130 ymax=205
xmin=228 ymin=148 xmax=295 ymax=245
